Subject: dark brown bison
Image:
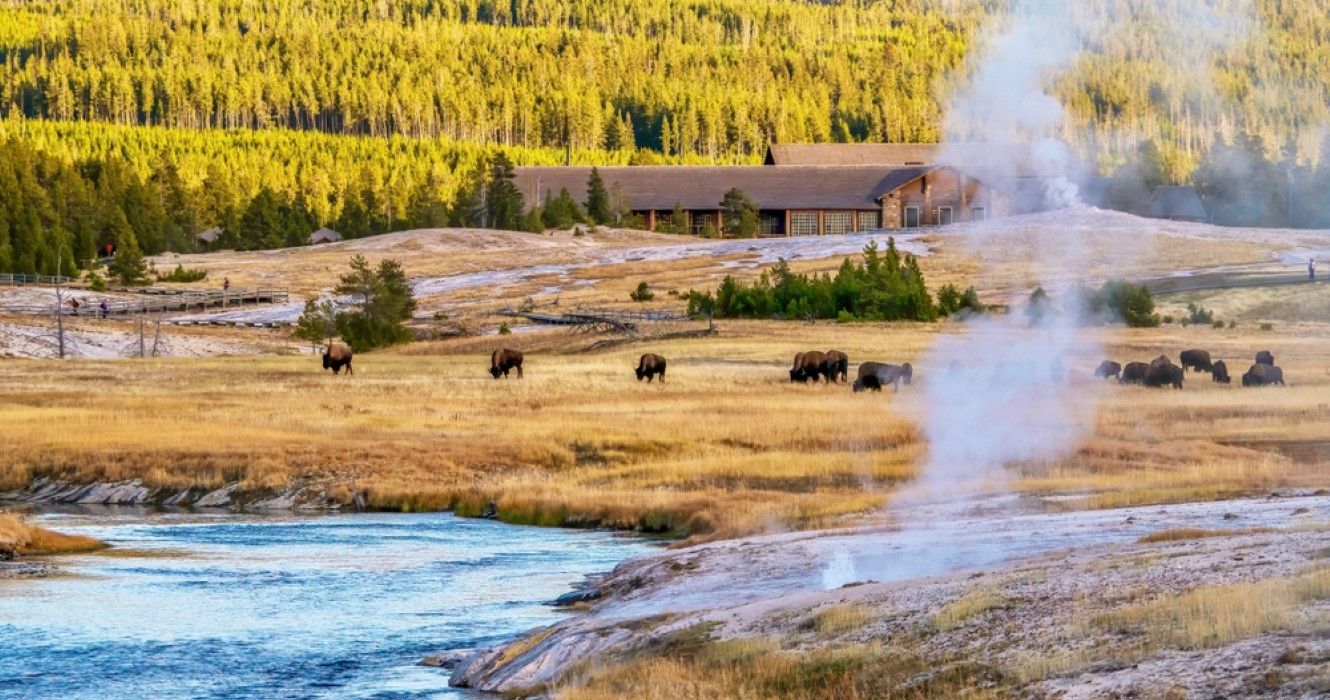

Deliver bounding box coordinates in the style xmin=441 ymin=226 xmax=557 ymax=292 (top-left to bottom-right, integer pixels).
xmin=790 ymin=351 xmax=827 ymax=383
xmin=1093 ymin=361 xmax=1122 ymax=380
xmin=1242 ymin=363 xmax=1285 ymax=387
xmin=490 ymin=348 xmax=524 ymax=379
xmin=1179 ymin=349 xmax=1213 ymax=372
xmin=1151 ymin=355 xmax=1172 ymax=368
xmin=853 ymin=362 xmax=913 ymax=393
xmin=322 ymin=342 xmax=353 ymax=375
xmin=1143 ymin=362 xmax=1184 ymax=389
xmin=636 ymin=353 xmax=667 ymax=383
xmin=1211 ymin=360 xmax=1231 ymax=384
xmin=1119 ymin=362 xmax=1149 ymax=384
xmin=821 ymin=350 xmax=849 ymax=383
xmin=1255 ymin=350 xmax=1275 ymax=366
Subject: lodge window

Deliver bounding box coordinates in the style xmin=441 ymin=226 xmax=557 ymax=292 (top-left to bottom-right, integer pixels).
xmin=790 ymin=211 xmax=819 ymax=236
xmin=903 ymin=206 xmax=920 ymax=228
xmin=823 ymin=211 xmax=853 ymax=235
xmin=857 ymin=211 xmax=881 ymax=230
xmin=938 ymin=207 xmax=953 ymax=225
xmin=758 ymin=211 xmax=784 ymax=235
xmin=972 ymin=207 xmax=987 ymax=221
xmin=689 ymin=212 xmax=709 ymax=235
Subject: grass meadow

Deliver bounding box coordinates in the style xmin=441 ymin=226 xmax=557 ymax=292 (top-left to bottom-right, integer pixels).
xmin=2 ymin=318 xmax=1327 ymax=540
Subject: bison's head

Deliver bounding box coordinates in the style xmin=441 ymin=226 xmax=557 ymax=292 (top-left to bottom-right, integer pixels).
xmin=901 ymin=363 xmax=913 ymax=385
xmin=789 ymin=368 xmax=804 ymax=382
xmin=851 ymin=379 xmax=864 ymax=393
xmin=322 ymin=353 xmax=332 ymax=369
xmin=489 ymin=366 xmax=502 ymax=379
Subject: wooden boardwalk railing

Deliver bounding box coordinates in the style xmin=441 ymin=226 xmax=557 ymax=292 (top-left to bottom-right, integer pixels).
xmin=0 ymin=288 xmax=290 ymax=317
xmin=0 ymin=273 xmax=75 ymax=286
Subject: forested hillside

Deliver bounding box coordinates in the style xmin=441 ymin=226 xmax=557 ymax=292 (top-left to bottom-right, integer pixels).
xmin=1 ymin=0 xmax=1330 ymax=274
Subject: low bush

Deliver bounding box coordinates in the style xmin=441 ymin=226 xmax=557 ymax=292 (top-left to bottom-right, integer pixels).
xmin=629 ymin=282 xmax=655 ymax=302
xmin=159 ymin=264 xmax=208 ymax=283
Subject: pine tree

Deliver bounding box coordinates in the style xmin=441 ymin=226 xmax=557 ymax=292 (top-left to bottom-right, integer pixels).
xmin=484 ymin=152 xmax=524 ymax=230
xmin=584 ymin=167 xmax=611 ymax=225
xmin=107 ymin=213 xmax=148 ymax=285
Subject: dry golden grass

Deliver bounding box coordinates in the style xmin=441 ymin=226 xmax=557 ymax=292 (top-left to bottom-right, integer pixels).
xmin=559 ymin=626 xmax=1004 ymax=700
xmin=804 ymin=603 xmax=874 ymax=636
xmin=1088 ymin=567 xmax=1330 ymax=651
xmin=1137 ymin=527 xmax=1273 ymax=543
xmin=0 ymin=514 xmax=104 ymax=556
xmin=3 ymin=318 xmax=1330 ymax=539
xmin=930 ymin=589 xmax=1012 ymax=631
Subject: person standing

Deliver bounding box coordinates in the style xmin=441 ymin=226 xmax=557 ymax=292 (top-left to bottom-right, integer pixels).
xmin=1310 ymin=258 xmax=1317 ymax=282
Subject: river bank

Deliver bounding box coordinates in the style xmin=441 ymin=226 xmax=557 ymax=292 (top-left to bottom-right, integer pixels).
xmin=452 ymin=492 xmax=1330 ymax=698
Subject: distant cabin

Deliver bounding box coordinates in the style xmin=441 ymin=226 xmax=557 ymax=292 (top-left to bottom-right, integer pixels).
xmin=1149 ymin=186 xmax=1208 ymax=223
xmin=309 ymin=227 xmax=343 ymax=245
xmin=195 ymin=227 xmax=222 ymax=250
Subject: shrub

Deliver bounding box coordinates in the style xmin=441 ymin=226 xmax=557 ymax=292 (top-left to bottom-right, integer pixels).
xmin=1229 ymin=320 xmax=1237 ymax=329
xmin=498 ymin=322 xmax=511 ymax=335
xmin=1162 ymin=314 xmax=1174 ymax=324
xmin=86 ymin=270 xmax=107 ymax=292
xmin=1186 ymin=302 xmax=1215 ymax=325
xmin=685 ymin=239 xmax=937 ymax=322
xmin=629 ymin=281 xmax=655 ymax=302
xmin=1212 ymin=320 xmax=1225 ymax=329
xmin=159 ymin=264 xmax=208 ymax=282
xmin=701 ymin=221 xmax=718 ymax=239
xmin=937 ymin=283 xmax=985 ymax=317
xmin=1086 ymin=279 xmax=1159 ymax=327
xmin=1260 ymin=323 xmax=1274 ymax=331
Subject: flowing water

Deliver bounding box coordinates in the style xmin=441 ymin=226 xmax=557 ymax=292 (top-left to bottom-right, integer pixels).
xmin=0 ymin=511 xmax=653 ymax=699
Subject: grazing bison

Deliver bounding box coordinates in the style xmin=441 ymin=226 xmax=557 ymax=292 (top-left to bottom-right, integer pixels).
xmin=822 ymin=350 xmax=850 ymax=383
xmin=635 ymin=353 xmax=667 ymax=383
xmin=1255 ymin=350 xmax=1275 ymax=366
xmin=322 ymin=342 xmax=353 ymax=375
xmin=1094 ymin=361 xmax=1122 ymax=381
xmin=853 ymin=362 xmax=913 ymax=393
xmin=1179 ymin=349 xmax=1213 ymax=372
xmin=1151 ymin=355 xmax=1173 ymax=368
xmin=1143 ymin=362 xmax=1184 ymax=389
xmin=1242 ymin=363 xmax=1285 ymax=387
xmin=1211 ymin=360 xmax=1231 ymax=384
xmin=490 ymin=348 xmax=524 ymax=379
xmin=1119 ymin=362 xmax=1149 ymax=385
xmin=790 ymin=351 xmax=827 ymax=383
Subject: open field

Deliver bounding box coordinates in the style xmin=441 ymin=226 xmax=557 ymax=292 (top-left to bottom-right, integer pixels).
xmin=2 ymin=318 xmax=1328 ymax=540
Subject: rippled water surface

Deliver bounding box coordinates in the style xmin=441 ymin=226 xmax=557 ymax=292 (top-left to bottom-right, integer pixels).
xmin=0 ymin=511 xmax=652 ymax=699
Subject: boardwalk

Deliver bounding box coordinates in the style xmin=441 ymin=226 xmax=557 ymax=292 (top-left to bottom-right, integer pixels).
xmin=0 ymin=287 xmax=290 ymax=318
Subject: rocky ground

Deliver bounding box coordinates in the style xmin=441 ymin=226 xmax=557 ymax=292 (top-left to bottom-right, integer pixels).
xmin=449 ymin=493 xmax=1330 ymax=698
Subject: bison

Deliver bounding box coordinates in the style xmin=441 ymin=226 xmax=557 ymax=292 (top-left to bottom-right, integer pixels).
xmin=1143 ymin=362 xmax=1184 ymax=389
xmin=822 ymin=350 xmax=850 ymax=383
xmin=1255 ymin=350 xmax=1275 ymax=366
xmin=1151 ymin=355 xmax=1173 ymax=368
xmin=1211 ymin=360 xmax=1231 ymax=384
xmin=1119 ymin=361 xmax=1149 ymax=385
xmin=1179 ymin=349 xmax=1213 ymax=372
xmin=1093 ymin=360 xmax=1122 ymax=381
xmin=1242 ymin=363 xmax=1285 ymax=387
xmin=490 ymin=348 xmax=524 ymax=379
xmin=322 ymin=342 xmax=353 ymax=375
xmin=790 ymin=351 xmax=827 ymax=383
xmin=853 ymin=362 xmax=913 ymax=393
xmin=635 ymin=353 xmax=667 ymax=383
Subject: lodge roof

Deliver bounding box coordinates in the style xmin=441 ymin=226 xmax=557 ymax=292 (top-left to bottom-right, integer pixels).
xmin=1150 ymin=186 xmax=1208 ymax=221
xmin=763 ymin=143 xmax=1030 ymax=168
xmin=512 ymin=165 xmax=948 ymax=211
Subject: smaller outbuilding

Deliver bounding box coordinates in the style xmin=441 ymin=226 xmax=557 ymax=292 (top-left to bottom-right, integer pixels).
xmin=195 ymin=227 xmax=222 ymax=250
xmin=309 ymin=227 xmax=343 ymax=245
xmin=1149 ymin=186 xmax=1208 ymax=223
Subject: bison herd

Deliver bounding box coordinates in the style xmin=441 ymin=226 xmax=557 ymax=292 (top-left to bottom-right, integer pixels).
xmin=1096 ymin=349 xmax=1285 ymax=389
xmin=319 ymin=342 xmax=1289 ymax=392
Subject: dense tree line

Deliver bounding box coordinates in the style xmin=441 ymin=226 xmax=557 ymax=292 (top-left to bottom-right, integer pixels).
xmin=2 ymin=0 xmax=1328 ymax=167
xmin=685 ymin=240 xmax=954 ymax=322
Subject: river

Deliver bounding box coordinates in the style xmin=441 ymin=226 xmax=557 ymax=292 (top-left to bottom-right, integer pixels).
xmin=0 ymin=511 xmax=653 ymax=699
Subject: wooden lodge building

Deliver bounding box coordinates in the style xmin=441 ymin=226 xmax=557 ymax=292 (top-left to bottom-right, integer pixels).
xmin=513 ymin=161 xmax=1007 ymax=237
